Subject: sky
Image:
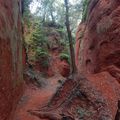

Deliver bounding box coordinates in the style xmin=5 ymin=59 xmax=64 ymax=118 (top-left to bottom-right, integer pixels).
xmin=30 ymin=0 xmax=79 ymax=14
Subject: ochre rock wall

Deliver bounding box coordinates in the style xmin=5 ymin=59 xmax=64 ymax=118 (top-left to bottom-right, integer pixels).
xmin=0 ymin=0 xmax=24 ymax=120
xmin=22 ymin=1 xmax=120 ymax=119
xmin=76 ymin=0 xmax=120 ymax=75
xmin=75 ymin=0 xmax=120 ymax=119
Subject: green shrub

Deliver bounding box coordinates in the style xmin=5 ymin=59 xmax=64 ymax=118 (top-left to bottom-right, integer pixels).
xmin=60 ymin=53 xmax=70 ymax=64
xmin=35 ymin=48 xmax=50 ymax=68
xmin=82 ymin=0 xmax=90 ymax=22
xmin=41 ymin=60 xmax=50 ymax=68
xmin=60 ymin=39 xmax=66 ymax=46
xmin=36 ymin=48 xmax=48 ymax=58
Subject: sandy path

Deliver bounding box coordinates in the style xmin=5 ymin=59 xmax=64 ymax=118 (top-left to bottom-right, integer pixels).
xmin=13 ymin=75 xmax=64 ymax=120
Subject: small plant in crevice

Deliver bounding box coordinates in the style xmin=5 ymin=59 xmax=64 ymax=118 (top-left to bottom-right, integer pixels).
xmin=76 ymin=107 xmax=94 ymax=119
xmin=79 ymin=31 xmax=84 ymax=40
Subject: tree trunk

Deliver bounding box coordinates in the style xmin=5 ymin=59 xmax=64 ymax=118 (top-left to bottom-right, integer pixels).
xmin=42 ymin=10 xmax=46 ymax=23
xmin=64 ymin=0 xmax=77 ymax=75
xmin=50 ymin=7 xmax=55 ymax=24
xmin=115 ymin=100 xmax=120 ymax=120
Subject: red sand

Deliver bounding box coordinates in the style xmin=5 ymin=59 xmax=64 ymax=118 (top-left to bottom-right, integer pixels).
xmin=13 ymin=75 xmax=64 ymax=120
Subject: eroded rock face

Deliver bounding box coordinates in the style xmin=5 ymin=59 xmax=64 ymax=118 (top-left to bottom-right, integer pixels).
xmin=76 ymin=0 xmax=120 ymax=74
xmin=34 ymin=54 xmax=70 ymax=77
xmin=0 ymin=0 xmax=24 ymax=120
xmin=75 ymin=0 xmax=120 ymax=119
xmin=21 ymin=0 xmax=120 ymax=120
xmin=31 ymin=26 xmax=70 ymax=77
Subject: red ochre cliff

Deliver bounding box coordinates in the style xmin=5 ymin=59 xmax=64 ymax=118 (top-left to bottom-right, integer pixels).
xmin=0 ymin=0 xmax=24 ymax=120
xmin=27 ymin=0 xmax=120 ymax=119
xmin=75 ymin=0 xmax=120 ymax=119
xmin=1 ymin=0 xmax=120 ymax=120
xmin=76 ymin=0 xmax=120 ymax=75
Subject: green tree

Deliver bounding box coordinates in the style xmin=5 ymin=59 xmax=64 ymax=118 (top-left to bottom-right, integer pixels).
xmin=23 ymin=0 xmax=33 ymax=27
xmin=81 ymin=0 xmax=90 ymax=22
xmin=64 ymin=0 xmax=77 ymax=75
xmin=36 ymin=0 xmax=56 ymax=23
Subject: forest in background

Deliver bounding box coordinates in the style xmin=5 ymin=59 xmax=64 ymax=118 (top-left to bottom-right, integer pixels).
xmin=23 ymin=0 xmax=89 ymax=74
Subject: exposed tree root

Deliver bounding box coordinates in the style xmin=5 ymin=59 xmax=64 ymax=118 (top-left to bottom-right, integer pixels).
xmin=28 ymin=74 xmax=114 ymax=120
xmin=24 ymin=68 xmax=47 ymax=87
xmin=28 ymin=110 xmax=63 ymax=120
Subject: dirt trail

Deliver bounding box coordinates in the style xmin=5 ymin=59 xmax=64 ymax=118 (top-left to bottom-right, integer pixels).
xmin=13 ymin=75 xmax=65 ymax=120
